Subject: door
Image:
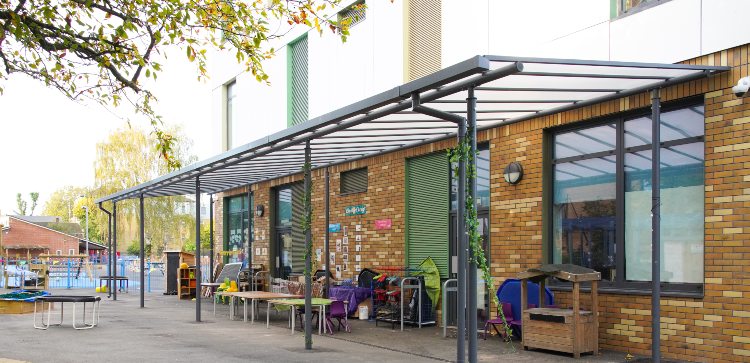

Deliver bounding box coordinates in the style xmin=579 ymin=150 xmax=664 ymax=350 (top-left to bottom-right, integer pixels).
xmin=275 ymin=229 xmax=293 ymax=280
xmin=447 ymin=211 xmax=490 ymax=327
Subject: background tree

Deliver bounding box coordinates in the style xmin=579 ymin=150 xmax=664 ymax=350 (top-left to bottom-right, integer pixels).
xmin=14 ymin=192 xmax=38 ymax=215
xmin=93 ymin=125 xmax=198 ymax=257
xmin=28 ymin=192 xmax=39 ymax=215
xmin=0 ymin=0 xmax=351 ymax=168
xmin=42 ymin=186 xmax=89 ymax=222
xmin=14 ymin=193 xmax=26 ymax=215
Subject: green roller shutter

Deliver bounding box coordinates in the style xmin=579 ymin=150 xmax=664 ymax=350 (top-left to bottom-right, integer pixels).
xmin=406 ymin=152 xmax=449 ymax=278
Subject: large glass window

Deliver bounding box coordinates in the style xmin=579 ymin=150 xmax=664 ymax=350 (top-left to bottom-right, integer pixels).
xmin=225 ymin=195 xmax=250 ymax=264
xmin=274 ymin=184 xmax=305 ymax=279
xmin=550 ymin=103 xmax=704 ymax=290
xmin=451 ymin=145 xmax=490 ymax=210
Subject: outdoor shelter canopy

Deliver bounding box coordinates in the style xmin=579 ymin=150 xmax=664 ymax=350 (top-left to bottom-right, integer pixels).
xmin=95 ymin=55 xmax=728 ymax=204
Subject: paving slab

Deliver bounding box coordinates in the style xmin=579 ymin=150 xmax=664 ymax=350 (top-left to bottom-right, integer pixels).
xmin=0 ymin=289 xmax=641 ymax=362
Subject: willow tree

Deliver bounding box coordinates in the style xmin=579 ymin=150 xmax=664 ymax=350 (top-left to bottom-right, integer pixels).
xmin=92 ymin=126 xmax=197 ymax=256
xmin=0 ymin=0 xmax=353 ymax=169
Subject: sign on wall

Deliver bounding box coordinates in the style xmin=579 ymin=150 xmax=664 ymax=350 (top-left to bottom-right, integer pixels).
xmin=345 ymin=204 xmax=367 ymax=216
xmin=375 ymin=219 xmax=392 ymax=230
xmin=328 ymin=223 xmax=341 ymax=233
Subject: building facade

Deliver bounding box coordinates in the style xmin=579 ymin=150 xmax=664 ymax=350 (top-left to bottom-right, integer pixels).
xmin=2 ymin=216 xmax=83 ymax=258
xmin=208 ymin=1 xmax=750 ymax=361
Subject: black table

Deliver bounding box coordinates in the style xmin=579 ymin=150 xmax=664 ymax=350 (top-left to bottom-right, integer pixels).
xmin=99 ymin=276 xmax=129 ymax=292
xmin=34 ymin=295 xmax=101 ymax=330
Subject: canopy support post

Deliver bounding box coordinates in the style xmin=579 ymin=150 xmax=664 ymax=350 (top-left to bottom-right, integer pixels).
xmin=209 ymin=195 xmax=214 ymax=283
xmin=651 ymin=89 xmax=662 ymax=363
xmin=304 ymin=141 xmax=313 ymax=350
xmin=98 ymin=203 xmax=112 ymax=299
xmin=467 ymin=87 xmax=478 ymax=363
xmin=113 ymin=201 xmax=117 ymax=301
xmin=325 ymin=167 xmax=330 ymax=298
xmin=139 ymin=194 xmax=145 ymax=308
xmin=457 ymin=117 xmax=468 ymax=363
xmin=195 ymin=177 xmax=202 ymax=322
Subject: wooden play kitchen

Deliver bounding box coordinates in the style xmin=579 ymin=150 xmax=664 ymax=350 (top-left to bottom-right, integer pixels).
xmin=518 ymin=264 xmax=601 ymax=358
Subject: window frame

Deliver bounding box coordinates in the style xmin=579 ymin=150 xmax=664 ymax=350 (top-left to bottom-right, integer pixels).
xmin=544 ymin=96 xmax=705 ymax=298
xmin=225 ymin=80 xmax=237 ymax=150
xmin=339 ymin=167 xmax=368 ymax=195
xmin=613 ymin=0 xmax=673 ymax=19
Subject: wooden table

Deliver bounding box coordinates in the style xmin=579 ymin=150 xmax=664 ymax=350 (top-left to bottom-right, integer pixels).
xmin=266 ymin=298 xmax=332 ymax=335
xmin=229 ymin=291 xmax=302 ymax=323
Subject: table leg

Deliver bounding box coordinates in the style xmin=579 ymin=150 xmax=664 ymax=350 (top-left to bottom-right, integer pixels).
xmin=251 ymin=299 xmax=255 ymax=324
xmin=266 ymin=302 xmax=271 ymax=329
xmin=321 ymin=305 xmax=327 ymax=335
xmin=243 ymin=298 xmax=247 ymax=322
xmin=291 ymin=306 xmax=296 ymax=335
xmin=213 ymin=294 xmax=216 ymax=317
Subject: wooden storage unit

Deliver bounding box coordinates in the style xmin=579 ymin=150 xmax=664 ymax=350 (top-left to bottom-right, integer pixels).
xmin=518 ymin=264 xmax=601 ymax=358
xmin=178 ymin=267 xmax=197 ymax=300
xmin=165 ymin=251 xmax=195 ymax=293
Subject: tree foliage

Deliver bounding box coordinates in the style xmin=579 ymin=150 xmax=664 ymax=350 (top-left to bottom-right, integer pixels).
xmin=1 ymin=0 xmax=350 ymax=168
xmin=14 ymin=192 xmax=38 ymax=215
xmin=14 ymin=192 xmax=26 ymax=215
xmin=93 ymin=126 xmax=198 ymax=256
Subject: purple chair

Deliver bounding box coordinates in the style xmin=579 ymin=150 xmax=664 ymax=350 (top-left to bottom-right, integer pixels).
xmin=325 ymin=300 xmax=351 ymax=334
xmin=483 ymin=302 xmax=516 ymax=340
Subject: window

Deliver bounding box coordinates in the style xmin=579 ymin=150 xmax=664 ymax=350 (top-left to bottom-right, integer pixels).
xmin=549 ymin=102 xmax=704 ymax=294
xmin=287 ymin=35 xmax=308 ymax=127
xmin=225 ymin=80 xmax=240 ymax=149
xmin=340 ymin=168 xmax=368 ymax=194
xmin=274 ymin=184 xmax=305 ymax=279
xmin=451 ymin=144 xmax=490 ymax=210
xmin=616 ymin=0 xmax=671 ymax=17
xmin=68 ymin=249 xmax=75 ymax=255
xmin=224 ymin=195 xmax=251 ymax=264
xmin=56 ymin=250 xmax=62 ymax=256
xmin=338 ymin=1 xmax=366 ymax=32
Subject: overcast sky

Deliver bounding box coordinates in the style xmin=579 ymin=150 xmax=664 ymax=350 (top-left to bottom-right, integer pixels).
xmin=0 ymin=50 xmax=215 ymax=216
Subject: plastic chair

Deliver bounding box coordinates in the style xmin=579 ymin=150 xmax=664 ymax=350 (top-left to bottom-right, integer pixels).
xmin=325 ymin=300 xmax=351 ymax=334
xmin=483 ymin=302 xmax=516 ymax=340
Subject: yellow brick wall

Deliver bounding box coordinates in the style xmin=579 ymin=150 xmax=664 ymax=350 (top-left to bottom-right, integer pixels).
xmin=214 ymin=44 xmax=750 ymax=362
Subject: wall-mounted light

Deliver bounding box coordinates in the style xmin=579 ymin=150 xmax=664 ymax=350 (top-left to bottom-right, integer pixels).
xmin=503 ymin=161 xmax=524 ymax=185
xmin=255 ymin=204 xmax=264 ymax=217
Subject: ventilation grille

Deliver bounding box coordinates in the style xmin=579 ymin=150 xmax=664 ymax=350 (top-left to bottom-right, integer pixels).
xmin=339 ymin=1 xmax=366 ymax=31
xmin=407 ymin=0 xmax=441 ymax=81
xmin=289 ymin=35 xmax=308 ymax=126
xmin=340 ymin=168 xmax=368 ymax=194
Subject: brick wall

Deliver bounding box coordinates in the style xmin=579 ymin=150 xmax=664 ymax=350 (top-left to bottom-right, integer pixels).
xmin=214 ymin=44 xmax=750 ymax=362
xmin=3 ymin=217 xmax=79 ymax=258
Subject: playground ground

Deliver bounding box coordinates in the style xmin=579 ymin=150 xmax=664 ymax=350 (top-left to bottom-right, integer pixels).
xmin=0 ymin=289 xmax=643 ymax=363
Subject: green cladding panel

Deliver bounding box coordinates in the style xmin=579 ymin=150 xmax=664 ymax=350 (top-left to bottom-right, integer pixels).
xmin=287 ymin=34 xmax=308 ymax=127
xmin=406 ymin=152 xmax=449 ymax=278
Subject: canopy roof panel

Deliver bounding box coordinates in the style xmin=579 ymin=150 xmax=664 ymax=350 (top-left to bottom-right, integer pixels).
xmin=97 ymin=55 xmax=727 ymax=203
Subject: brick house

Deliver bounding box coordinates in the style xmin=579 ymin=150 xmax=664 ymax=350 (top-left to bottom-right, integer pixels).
xmin=1 ymin=216 xmax=103 ymax=259
xmin=203 ymin=44 xmax=750 ymax=362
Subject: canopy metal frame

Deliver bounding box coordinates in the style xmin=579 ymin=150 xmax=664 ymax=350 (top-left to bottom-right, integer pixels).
xmin=95 ymin=55 xmax=727 ymax=363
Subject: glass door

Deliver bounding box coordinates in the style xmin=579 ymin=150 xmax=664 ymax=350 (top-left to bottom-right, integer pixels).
xmin=448 ymin=211 xmax=490 ymax=327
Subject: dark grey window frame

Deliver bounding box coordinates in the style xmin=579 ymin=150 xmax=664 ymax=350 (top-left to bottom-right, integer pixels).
xmin=544 ymin=96 xmax=704 ymax=298
xmin=339 ymin=167 xmax=368 ymax=195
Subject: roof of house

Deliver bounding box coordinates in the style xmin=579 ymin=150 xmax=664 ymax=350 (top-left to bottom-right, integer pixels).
xmin=7 ymin=216 xmax=106 ymax=249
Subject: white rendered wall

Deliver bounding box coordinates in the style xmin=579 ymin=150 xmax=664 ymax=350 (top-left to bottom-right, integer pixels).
xmin=211 ymin=0 xmax=750 ymax=152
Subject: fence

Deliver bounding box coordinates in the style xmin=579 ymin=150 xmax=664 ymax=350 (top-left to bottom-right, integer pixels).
xmin=1 ymin=256 xmax=211 ymax=292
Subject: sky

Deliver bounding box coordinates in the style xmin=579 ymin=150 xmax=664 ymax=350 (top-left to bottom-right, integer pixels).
xmin=0 ymin=50 xmax=215 ymax=216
